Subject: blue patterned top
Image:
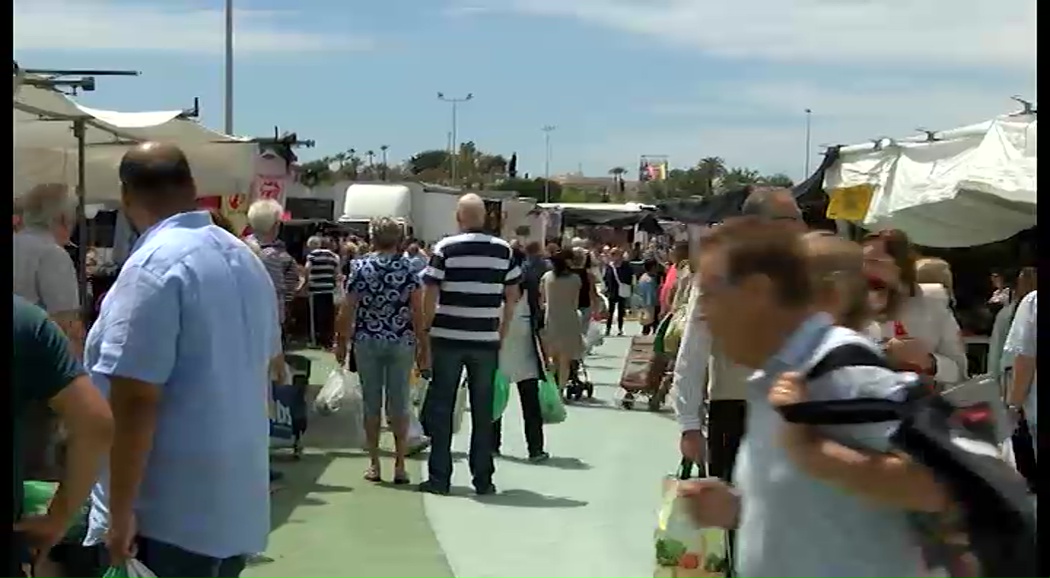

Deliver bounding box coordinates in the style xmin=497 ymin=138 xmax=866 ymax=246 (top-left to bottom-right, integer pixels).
xmin=346 ymin=252 xmax=422 ymax=345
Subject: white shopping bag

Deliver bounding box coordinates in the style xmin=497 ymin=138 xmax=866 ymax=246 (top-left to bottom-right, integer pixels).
xmin=408 ymin=410 xmax=425 ymax=441
xmin=1000 ymin=439 xmax=1017 ymax=470
xmin=314 ymin=368 xmax=351 ymax=416
xmin=452 ymin=384 xmax=467 ymax=435
xmin=342 ymin=371 xmax=366 ymax=449
xmin=585 ymin=321 xmax=605 ymax=352
xmin=102 ymin=559 xmax=157 ymax=578
xmin=654 ymin=477 xmax=729 ymax=578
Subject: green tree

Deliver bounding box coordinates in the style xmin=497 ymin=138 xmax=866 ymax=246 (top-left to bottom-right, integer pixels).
xmin=759 ymin=173 xmax=795 ymax=188
xmin=696 ymin=156 xmax=726 ymax=195
xmin=409 ymin=149 xmax=451 ymax=175
xmin=721 ymin=166 xmax=762 ymax=191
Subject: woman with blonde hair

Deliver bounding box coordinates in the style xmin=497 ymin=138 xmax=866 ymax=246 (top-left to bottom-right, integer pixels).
xmin=335 ymin=217 xmax=425 ymax=484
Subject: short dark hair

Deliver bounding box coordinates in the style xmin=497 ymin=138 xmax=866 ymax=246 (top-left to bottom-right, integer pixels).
xmin=701 ymin=216 xmax=812 ymax=308
xmin=550 ymin=249 xmax=575 ymax=276
xmin=119 ymin=145 xmax=195 ymax=207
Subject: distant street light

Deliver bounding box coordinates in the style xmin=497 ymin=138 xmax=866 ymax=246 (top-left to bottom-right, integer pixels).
xmin=437 ymin=92 xmax=474 ymax=184
xmin=542 ymin=125 xmax=556 ymax=202
xmin=804 ymin=108 xmax=813 ymax=177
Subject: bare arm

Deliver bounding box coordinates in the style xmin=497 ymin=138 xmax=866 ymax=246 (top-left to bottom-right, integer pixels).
xmin=37 ymin=245 xmax=85 ymax=357
xmin=502 ymin=284 xmax=521 ymax=341
xmin=1008 ymin=355 xmax=1036 ymax=408
xmin=409 ymin=287 xmax=426 ymax=344
xmin=47 ymin=376 xmax=114 ymax=525
xmin=785 ymin=425 xmax=949 ymax=512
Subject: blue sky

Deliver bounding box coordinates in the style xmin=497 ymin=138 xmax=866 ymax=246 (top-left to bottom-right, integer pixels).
xmin=16 ymin=0 xmax=1035 ymax=182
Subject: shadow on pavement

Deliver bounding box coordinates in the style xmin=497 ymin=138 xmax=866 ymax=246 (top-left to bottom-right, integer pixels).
xmin=498 ymin=454 xmax=592 ymax=470
xmin=471 ymin=488 xmax=588 ymax=508
xmin=269 ymin=452 xmax=351 ymax=531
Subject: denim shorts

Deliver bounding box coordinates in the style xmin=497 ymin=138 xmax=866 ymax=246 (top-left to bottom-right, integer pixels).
xmin=353 ymin=339 xmax=415 ymax=420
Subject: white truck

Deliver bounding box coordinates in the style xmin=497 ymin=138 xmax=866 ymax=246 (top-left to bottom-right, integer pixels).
xmin=338 ymin=182 xmax=535 ymax=244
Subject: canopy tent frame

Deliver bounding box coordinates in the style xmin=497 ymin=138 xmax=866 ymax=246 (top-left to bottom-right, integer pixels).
xmin=15 ymin=64 xmax=201 ymax=320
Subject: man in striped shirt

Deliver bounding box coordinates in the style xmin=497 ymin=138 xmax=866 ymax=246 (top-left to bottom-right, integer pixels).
xmin=305 ymin=235 xmax=340 ymax=348
xmin=419 ymin=194 xmax=522 ymax=496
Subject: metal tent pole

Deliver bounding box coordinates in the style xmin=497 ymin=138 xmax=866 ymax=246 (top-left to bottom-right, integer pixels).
xmin=73 ymin=118 xmax=90 ymax=321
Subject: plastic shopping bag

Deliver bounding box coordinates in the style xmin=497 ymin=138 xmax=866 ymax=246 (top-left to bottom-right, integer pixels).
xmin=538 ymin=373 xmax=567 ymax=425
xmin=493 ymin=370 xmax=512 ymax=422
xmin=654 ymin=477 xmax=729 ymax=577
xmin=452 ymin=384 xmax=468 ymax=434
xmin=313 ymin=368 xmax=351 ymax=416
xmin=584 ymin=321 xmax=605 ymax=352
xmin=343 ymin=371 xmax=366 ymax=449
xmin=102 ymin=559 xmax=157 ymax=578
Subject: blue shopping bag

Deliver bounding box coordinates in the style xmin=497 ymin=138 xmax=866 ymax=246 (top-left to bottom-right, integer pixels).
xmin=270 ymin=384 xmax=296 ymax=441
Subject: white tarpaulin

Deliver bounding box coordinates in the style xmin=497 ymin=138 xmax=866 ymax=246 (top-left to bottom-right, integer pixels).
xmin=14 ymin=74 xmax=257 ymax=201
xmin=824 ymin=113 xmax=1037 ymax=248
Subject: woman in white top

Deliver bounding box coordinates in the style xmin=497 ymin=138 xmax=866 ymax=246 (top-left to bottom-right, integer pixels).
xmin=861 ymin=230 xmax=967 ymax=384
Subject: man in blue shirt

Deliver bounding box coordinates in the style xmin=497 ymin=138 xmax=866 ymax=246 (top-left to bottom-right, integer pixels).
xmin=680 ymin=219 xmax=933 ymax=577
xmin=84 ymin=143 xmax=282 ymax=577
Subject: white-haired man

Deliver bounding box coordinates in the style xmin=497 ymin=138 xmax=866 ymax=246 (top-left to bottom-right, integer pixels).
xmin=246 ymin=199 xmax=303 ymax=335
xmin=420 ymin=193 xmax=522 ymax=495
xmin=305 ymin=235 xmax=340 ymax=348
xmin=14 ymin=183 xmax=86 ymax=483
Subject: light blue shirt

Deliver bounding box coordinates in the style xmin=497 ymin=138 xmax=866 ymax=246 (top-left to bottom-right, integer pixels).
xmin=84 ymin=211 xmax=281 ymax=558
xmin=1004 ymin=290 xmax=1037 ymax=429
xmin=734 ymin=313 xmax=926 ymax=577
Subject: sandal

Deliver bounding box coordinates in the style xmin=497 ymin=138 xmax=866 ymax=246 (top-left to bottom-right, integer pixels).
xmin=364 ymin=466 xmax=382 ymax=483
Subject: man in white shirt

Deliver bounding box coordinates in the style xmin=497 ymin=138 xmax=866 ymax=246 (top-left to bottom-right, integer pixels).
xmin=673 ymin=186 xmax=806 ymax=478
xmin=1005 ymin=289 xmax=1037 ymax=460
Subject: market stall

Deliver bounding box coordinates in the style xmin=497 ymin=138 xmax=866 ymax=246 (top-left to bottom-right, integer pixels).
xmin=823 ymin=112 xmax=1037 ymax=248
xmin=15 ymin=71 xmax=258 ymax=202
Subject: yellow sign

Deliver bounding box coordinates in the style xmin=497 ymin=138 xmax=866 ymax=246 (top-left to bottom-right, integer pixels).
xmin=826 ymin=184 xmax=875 ymax=221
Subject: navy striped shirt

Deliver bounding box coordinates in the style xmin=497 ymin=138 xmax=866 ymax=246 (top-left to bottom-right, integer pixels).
xmin=422 ymin=232 xmax=521 ymax=347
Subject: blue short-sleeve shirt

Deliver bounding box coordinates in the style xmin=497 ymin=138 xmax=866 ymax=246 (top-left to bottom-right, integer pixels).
xmin=84 ymin=211 xmax=280 ymax=558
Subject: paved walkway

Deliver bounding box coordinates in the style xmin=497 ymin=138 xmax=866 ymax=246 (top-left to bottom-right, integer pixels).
xmin=246 ymin=323 xmax=679 ymax=577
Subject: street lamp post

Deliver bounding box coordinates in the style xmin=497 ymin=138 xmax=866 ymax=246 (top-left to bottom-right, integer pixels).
xmin=224 ymin=0 xmax=234 ymax=135
xmin=542 ymin=125 xmax=556 ymax=202
xmin=437 ymin=92 xmax=473 ymax=184
xmin=804 ymin=108 xmax=813 ymax=177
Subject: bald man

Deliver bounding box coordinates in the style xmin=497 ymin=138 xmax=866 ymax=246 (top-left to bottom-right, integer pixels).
xmin=83 ymin=143 xmax=281 ymax=576
xmin=419 ymin=193 xmax=522 ymax=495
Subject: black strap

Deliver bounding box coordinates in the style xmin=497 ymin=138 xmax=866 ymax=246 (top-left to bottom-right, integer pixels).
xmin=778 ymin=343 xmax=902 ymax=425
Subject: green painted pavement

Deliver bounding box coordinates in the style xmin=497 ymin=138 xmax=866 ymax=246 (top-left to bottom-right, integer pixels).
xmin=247 ymin=326 xmax=679 ymax=577
xmin=244 ymin=350 xmax=453 ymax=578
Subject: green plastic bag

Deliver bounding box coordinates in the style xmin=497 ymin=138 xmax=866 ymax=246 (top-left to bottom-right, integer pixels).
xmin=22 ymin=480 xmax=57 ymax=517
xmin=538 ymin=373 xmax=567 ymax=424
xmin=102 ymin=559 xmax=156 ymax=577
xmin=493 ymin=370 xmax=512 ymax=422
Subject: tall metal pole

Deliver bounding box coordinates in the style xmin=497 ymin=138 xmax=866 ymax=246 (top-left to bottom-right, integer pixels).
xmin=74 ymin=119 xmax=89 ymax=321
xmin=437 ymin=92 xmax=473 ymax=185
xmin=804 ymin=108 xmax=812 ymax=177
xmin=542 ymin=125 xmax=555 ymax=202
xmin=224 ymin=0 xmax=234 ymax=135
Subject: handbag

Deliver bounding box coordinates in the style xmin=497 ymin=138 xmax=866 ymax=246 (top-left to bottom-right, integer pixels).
xmin=611 ymin=265 xmax=632 ymax=299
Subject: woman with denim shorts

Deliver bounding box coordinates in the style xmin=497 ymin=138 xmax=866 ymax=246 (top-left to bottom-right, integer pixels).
xmin=335 ymin=218 xmax=426 ymax=484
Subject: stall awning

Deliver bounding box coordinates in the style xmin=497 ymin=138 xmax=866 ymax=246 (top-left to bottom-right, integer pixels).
xmin=824 ymin=112 xmax=1037 ymax=247
xmin=14 ymin=73 xmax=257 ymax=201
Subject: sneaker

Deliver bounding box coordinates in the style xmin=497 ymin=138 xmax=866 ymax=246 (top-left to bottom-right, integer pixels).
xmin=528 ymin=452 xmax=551 ymax=464
xmin=418 ymin=480 xmax=450 ymax=495
xmin=474 ymin=483 xmax=497 ymax=496
xmin=618 ymin=330 xmax=624 ymax=337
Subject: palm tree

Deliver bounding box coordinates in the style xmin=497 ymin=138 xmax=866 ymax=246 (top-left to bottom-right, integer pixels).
xmin=695 ymin=156 xmax=726 ymax=195
xmin=379 ymin=145 xmax=390 ymax=180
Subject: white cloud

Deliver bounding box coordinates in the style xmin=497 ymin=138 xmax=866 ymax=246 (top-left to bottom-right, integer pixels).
xmin=14 ymin=0 xmax=373 ymax=54
xmin=582 ymin=79 xmax=1032 ymax=179
xmin=461 ymin=0 xmax=1035 ymax=70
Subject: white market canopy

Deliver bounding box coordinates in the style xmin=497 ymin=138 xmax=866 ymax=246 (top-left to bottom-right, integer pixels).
xmin=14 ymin=72 xmax=257 ymax=202
xmin=823 ymin=112 xmax=1037 ymax=248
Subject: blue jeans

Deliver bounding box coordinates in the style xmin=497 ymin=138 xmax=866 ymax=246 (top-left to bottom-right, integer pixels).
xmin=354 ymin=339 xmax=415 ymax=421
xmin=422 ymin=340 xmax=499 ymax=490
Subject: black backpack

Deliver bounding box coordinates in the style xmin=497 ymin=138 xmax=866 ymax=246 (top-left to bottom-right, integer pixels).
xmin=776 ymin=344 xmax=1038 ymax=578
